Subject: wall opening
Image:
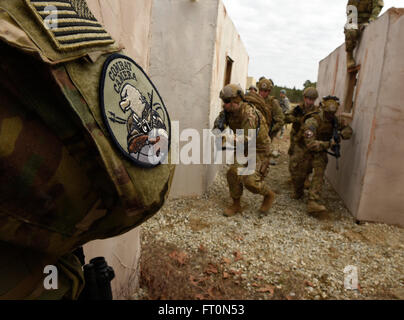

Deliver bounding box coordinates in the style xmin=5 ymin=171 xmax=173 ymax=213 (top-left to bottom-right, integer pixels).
xmin=224 ymin=56 xmax=234 ymax=86
xmin=344 ymin=68 xmax=360 ymax=113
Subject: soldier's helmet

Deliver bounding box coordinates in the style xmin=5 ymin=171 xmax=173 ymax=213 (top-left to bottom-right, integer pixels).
xmin=220 ymin=84 xmax=244 ymax=102
xmin=303 ymin=87 xmax=319 ymax=99
xmin=248 ymin=85 xmax=258 ymax=92
xmin=321 ymin=95 xmax=340 ymax=113
xmin=257 ymin=78 xmax=273 ymax=91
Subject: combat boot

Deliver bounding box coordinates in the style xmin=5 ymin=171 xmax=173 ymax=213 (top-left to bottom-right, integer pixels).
xmin=307 ymin=200 xmax=327 ymax=214
xmin=347 ymin=52 xmax=356 ymax=70
xmin=224 ymin=198 xmax=242 ymax=217
xmin=259 ymin=190 xmax=276 ymax=214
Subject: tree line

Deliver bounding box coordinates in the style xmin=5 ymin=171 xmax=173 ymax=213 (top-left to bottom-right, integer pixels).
xmin=271 ymin=80 xmax=317 ymax=103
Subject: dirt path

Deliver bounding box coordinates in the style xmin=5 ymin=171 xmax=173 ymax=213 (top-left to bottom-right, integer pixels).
xmin=134 ymin=127 xmax=404 ymax=300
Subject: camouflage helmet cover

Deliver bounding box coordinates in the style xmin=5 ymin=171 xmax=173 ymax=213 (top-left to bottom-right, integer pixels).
xmin=220 ymin=84 xmax=244 ymax=101
xmin=257 ymin=78 xmax=273 ymax=91
xmin=303 ymin=87 xmax=319 ymax=99
xmin=321 ymin=95 xmax=340 ymax=113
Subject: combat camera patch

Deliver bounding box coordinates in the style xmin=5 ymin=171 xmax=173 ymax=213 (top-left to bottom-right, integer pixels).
xmin=304 ymin=129 xmax=315 ymax=139
xmin=100 ymin=54 xmax=171 ymax=168
xmin=25 ymin=0 xmax=114 ymax=50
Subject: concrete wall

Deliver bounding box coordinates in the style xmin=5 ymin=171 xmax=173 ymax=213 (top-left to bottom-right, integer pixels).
xmin=317 ymin=8 xmax=404 ymax=227
xmin=150 ymin=0 xmax=218 ymax=197
xmin=149 ymin=0 xmax=249 ymax=197
xmin=87 ymin=0 xmax=153 ymax=67
xmin=84 ymin=0 xmax=153 ymax=299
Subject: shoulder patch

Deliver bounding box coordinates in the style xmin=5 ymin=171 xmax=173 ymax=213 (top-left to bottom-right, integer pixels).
xmin=304 ymin=129 xmax=315 ymax=139
xmin=100 ymin=54 xmax=171 ymax=168
xmin=25 ymin=0 xmax=114 ymax=51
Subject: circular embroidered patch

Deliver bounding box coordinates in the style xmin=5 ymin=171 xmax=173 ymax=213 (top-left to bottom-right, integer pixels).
xmin=304 ymin=130 xmax=314 ymax=139
xmin=100 ymin=54 xmax=170 ymax=168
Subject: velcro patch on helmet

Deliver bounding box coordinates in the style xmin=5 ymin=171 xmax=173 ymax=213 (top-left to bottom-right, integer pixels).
xmin=100 ymin=54 xmax=171 ymax=168
xmin=25 ymin=0 xmax=114 ymax=51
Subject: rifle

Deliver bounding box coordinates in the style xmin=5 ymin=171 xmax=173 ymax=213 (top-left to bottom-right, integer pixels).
xmin=292 ymin=105 xmax=304 ymax=117
xmin=326 ymin=117 xmax=341 ymax=170
xmin=213 ymin=110 xmax=229 ymax=132
xmin=74 ymin=247 xmax=115 ymax=300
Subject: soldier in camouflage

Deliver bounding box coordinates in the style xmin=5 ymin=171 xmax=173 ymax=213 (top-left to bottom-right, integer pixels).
xmin=285 ymin=87 xmax=319 ymax=197
xmin=292 ymin=96 xmax=353 ymax=214
xmin=244 ymin=83 xmax=272 ymax=133
xmin=279 ymin=89 xmax=290 ymax=138
xmin=345 ymin=0 xmax=384 ymax=69
xmin=0 ymin=0 xmax=174 ymax=299
xmin=256 ymin=78 xmax=285 ymax=140
xmin=214 ymin=84 xmax=275 ymax=217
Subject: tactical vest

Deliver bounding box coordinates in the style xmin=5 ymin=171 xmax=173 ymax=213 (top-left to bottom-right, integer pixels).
xmin=311 ymin=112 xmax=334 ymax=141
xmin=296 ymin=111 xmax=334 ymax=145
xmin=227 ymin=102 xmax=269 ymax=155
xmin=0 ymin=0 xmax=175 ymax=257
xmin=290 ymin=104 xmax=317 ymax=143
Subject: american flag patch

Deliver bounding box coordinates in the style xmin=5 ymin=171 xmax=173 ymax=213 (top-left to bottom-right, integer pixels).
xmin=25 ymin=0 xmax=114 ymax=51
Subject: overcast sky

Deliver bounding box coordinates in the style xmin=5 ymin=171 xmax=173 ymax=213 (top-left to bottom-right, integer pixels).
xmin=221 ymin=0 xmax=402 ymax=89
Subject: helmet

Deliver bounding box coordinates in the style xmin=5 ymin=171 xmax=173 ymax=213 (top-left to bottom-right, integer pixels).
xmin=220 ymin=84 xmax=244 ymax=101
xmin=303 ymin=87 xmax=319 ymax=99
xmin=248 ymin=85 xmax=257 ymax=91
xmin=257 ymin=78 xmax=273 ymax=91
xmin=280 ymin=89 xmax=286 ymax=95
xmin=321 ymin=95 xmax=340 ymax=113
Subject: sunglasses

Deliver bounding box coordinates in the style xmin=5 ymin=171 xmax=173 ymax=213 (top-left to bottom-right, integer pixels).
xmin=222 ymin=98 xmax=232 ymax=104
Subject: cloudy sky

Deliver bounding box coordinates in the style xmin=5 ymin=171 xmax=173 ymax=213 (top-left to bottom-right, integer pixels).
xmin=221 ymin=0 xmax=402 ymax=89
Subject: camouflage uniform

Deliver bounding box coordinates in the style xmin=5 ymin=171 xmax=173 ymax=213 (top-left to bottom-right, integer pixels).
xmin=214 ymin=84 xmax=275 ymax=216
xmin=279 ymin=94 xmax=290 ymax=136
xmin=0 ymin=0 xmax=175 ymax=299
xmin=279 ymin=96 xmax=290 ymax=114
xmin=345 ymin=0 xmax=384 ymax=68
xmin=285 ymin=103 xmax=319 ymax=156
xmin=291 ymin=97 xmax=353 ymax=213
xmin=225 ymin=102 xmax=272 ymax=200
xmin=265 ymin=96 xmax=285 ymax=139
xmin=285 ymin=87 xmax=319 ymax=193
xmin=255 ymin=78 xmax=285 ymax=140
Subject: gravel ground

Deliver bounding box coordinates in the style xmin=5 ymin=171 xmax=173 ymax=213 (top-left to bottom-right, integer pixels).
xmin=137 ymin=128 xmax=404 ymax=300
